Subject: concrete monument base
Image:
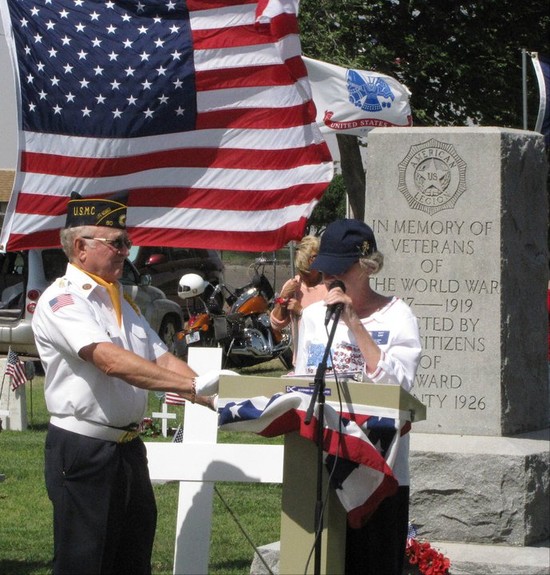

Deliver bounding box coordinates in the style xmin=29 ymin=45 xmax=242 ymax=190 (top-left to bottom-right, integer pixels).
xmin=250 ymin=540 xmax=550 ymax=575
xmin=409 ymin=430 xmax=550 ymax=546
xmin=426 ymin=539 xmax=550 ymax=575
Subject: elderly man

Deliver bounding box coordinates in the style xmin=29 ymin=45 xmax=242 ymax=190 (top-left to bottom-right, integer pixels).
xmin=33 ymin=193 xmax=222 ymax=575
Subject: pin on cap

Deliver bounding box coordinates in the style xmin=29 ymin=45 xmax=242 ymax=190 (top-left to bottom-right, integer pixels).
xmin=311 ymin=219 xmax=378 ymax=276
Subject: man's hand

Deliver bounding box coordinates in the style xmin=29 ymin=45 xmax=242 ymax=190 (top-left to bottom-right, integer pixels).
xmin=195 ymin=394 xmax=218 ymax=411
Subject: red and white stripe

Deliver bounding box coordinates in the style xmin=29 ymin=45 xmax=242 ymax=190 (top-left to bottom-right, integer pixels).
xmin=164 ymin=392 xmax=187 ymax=406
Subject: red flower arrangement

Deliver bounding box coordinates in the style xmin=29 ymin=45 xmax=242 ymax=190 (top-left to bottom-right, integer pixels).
xmin=139 ymin=417 xmax=161 ymax=437
xmin=405 ymin=525 xmax=451 ymax=575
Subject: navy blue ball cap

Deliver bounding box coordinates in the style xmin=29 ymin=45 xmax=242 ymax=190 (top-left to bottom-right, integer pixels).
xmin=311 ymin=219 xmax=377 ymax=275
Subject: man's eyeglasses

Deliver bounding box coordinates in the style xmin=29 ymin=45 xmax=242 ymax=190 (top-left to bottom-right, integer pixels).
xmin=81 ymin=236 xmax=132 ymax=251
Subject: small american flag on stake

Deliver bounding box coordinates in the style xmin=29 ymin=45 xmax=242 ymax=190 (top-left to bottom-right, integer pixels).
xmin=164 ymin=392 xmax=186 ymax=406
xmin=5 ymin=348 xmax=28 ymax=391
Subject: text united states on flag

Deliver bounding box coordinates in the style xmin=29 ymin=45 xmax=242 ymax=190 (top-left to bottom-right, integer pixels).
xmin=0 ymin=0 xmax=333 ymax=252
xmin=218 ymin=391 xmax=408 ymax=528
xmin=5 ymin=348 xmax=28 ymax=391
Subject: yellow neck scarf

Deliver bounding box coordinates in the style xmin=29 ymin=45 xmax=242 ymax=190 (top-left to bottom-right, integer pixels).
xmin=80 ymin=268 xmax=122 ymax=326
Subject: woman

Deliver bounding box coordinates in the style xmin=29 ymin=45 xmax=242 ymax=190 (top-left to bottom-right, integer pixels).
xmin=270 ymin=235 xmax=327 ymax=365
xmin=294 ymin=219 xmax=421 ymax=575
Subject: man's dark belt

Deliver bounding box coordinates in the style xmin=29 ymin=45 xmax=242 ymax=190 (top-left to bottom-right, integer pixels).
xmin=107 ymin=422 xmax=141 ymax=443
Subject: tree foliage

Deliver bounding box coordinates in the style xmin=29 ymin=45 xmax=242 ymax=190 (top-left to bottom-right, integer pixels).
xmin=307 ymin=173 xmax=346 ymax=234
xmin=299 ymin=1 xmax=549 ymax=225
xmin=299 ymin=0 xmax=550 ymax=129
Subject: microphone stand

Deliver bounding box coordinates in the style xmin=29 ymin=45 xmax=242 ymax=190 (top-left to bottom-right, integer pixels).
xmin=304 ymin=306 xmax=342 ymax=575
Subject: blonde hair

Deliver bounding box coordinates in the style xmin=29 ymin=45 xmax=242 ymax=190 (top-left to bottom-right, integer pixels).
xmin=358 ymin=251 xmax=384 ymax=275
xmin=295 ymin=236 xmax=320 ymax=274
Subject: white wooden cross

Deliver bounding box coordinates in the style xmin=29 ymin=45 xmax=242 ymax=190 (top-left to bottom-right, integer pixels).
xmin=145 ymin=348 xmax=284 ymax=575
xmin=0 ymin=360 xmax=11 ymax=426
xmin=0 ymin=357 xmax=27 ymax=431
xmin=151 ymin=403 xmax=177 ymax=438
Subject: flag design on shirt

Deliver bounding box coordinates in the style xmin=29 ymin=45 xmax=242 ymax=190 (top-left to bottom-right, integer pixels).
xmin=48 ymin=293 xmax=75 ymax=312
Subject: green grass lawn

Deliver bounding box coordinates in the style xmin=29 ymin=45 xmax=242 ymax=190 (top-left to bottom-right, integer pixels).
xmin=0 ymin=360 xmax=287 ymax=575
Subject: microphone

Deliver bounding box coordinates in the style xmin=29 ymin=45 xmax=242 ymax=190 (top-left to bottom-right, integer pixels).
xmin=324 ymin=280 xmax=346 ymax=326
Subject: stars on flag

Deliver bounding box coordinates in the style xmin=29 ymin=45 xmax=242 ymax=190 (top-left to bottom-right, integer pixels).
xmin=9 ymin=0 xmax=196 ymax=137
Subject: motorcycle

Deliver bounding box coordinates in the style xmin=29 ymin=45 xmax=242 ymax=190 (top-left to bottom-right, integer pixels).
xmin=172 ymin=257 xmax=293 ymax=370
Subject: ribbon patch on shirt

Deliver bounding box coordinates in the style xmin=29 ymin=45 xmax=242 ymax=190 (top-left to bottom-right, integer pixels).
xmin=49 ymin=294 xmax=75 ymax=312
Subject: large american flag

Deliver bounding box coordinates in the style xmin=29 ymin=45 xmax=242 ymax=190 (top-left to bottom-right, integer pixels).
xmin=0 ymin=0 xmax=333 ymax=251
xmin=218 ymin=390 xmax=408 ymax=528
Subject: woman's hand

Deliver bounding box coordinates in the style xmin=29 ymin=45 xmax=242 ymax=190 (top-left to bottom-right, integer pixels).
xmin=324 ymin=285 xmax=355 ymax=323
xmin=324 ymin=285 xmax=382 ymax=373
xmin=286 ymin=297 xmax=302 ymax=318
xmin=280 ymin=278 xmax=300 ymax=299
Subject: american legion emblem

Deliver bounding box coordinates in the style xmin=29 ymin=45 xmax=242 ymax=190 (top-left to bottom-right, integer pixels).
xmin=398 ymin=138 xmax=467 ymax=215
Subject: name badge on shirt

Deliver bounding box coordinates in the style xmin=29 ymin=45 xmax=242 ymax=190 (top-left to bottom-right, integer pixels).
xmin=370 ymin=330 xmax=389 ymax=345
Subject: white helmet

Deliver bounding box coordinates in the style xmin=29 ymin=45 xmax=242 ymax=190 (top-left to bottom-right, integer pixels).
xmin=178 ymin=273 xmax=207 ymax=300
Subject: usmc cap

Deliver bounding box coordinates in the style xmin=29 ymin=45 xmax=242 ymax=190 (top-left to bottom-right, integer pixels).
xmin=65 ymin=192 xmax=127 ymax=229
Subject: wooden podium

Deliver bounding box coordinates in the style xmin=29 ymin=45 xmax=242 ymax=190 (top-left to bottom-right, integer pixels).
xmin=218 ymin=375 xmax=426 ymax=575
